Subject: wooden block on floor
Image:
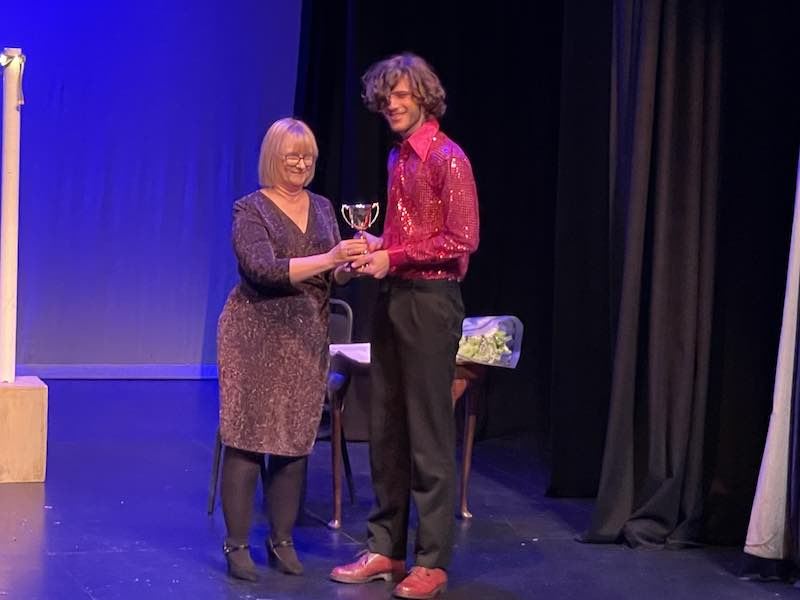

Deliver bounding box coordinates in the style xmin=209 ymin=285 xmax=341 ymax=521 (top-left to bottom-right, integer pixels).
xmin=0 ymin=376 xmax=48 ymax=483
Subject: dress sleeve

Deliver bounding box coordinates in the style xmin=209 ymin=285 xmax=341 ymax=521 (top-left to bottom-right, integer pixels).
xmin=321 ymin=196 xmax=341 ymax=288
xmin=232 ymin=199 xmax=292 ymax=290
xmin=325 ymin=197 xmax=342 ymax=246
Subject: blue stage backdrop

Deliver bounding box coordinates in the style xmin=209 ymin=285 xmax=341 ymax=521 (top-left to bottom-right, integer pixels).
xmin=0 ymin=1 xmax=301 ymax=377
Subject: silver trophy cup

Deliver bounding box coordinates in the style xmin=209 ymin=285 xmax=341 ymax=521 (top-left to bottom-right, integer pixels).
xmin=340 ymin=202 xmax=380 ymax=233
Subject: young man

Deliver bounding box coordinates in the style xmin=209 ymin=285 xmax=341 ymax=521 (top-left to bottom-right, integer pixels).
xmin=330 ymin=53 xmax=480 ymax=599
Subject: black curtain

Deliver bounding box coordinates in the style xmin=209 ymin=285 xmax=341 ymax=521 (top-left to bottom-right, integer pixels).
xmin=295 ymin=0 xmax=800 ymax=544
xmin=580 ymin=0 xmax=722 ymax=547
xmin=550 ymin=0 xmax=800 ymax=546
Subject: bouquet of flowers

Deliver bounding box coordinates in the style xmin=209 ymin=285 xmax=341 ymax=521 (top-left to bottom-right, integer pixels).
xmin=456 ymin=316 xmax=523 ymax=368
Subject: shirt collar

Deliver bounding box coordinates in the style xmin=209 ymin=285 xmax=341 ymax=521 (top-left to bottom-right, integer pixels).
xmin=404 ymin=119 xmax=440 ymax=161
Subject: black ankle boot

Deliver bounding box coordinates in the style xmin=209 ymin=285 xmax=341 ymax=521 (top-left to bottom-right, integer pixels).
xmin=267 ymin=539 xmax=304 ymax=575
xmin=223 ymin=542 xmax=259 ymax=582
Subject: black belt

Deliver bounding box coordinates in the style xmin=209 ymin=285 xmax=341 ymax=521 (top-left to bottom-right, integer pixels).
xmin=380 ymin=277 xmax=461 ymax=292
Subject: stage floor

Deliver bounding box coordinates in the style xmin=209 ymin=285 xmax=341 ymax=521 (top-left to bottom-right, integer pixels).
xmin=0 ymin=380 xmax=795 ymax=599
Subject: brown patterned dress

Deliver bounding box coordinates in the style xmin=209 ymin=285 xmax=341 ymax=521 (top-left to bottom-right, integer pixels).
xmin=217 ymin=190 xmax=340 ymax=456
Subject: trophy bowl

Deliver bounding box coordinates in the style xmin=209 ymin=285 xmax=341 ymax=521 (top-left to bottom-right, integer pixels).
xmin=340 ymin=202 xmax=380 ymax=232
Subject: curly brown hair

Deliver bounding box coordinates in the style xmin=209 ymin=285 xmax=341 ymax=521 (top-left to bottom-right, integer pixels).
xmin=361 ymin=53 xmax=447 ymax=119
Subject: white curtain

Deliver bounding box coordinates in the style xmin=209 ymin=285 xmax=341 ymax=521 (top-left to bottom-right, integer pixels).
xmin=744 ymin=153 xmax=800 ymax=558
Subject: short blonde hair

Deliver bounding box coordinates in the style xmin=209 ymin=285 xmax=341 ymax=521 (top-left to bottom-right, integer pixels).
xmin=361 ymin=53 xmax=447 ymax=119
xmin=258 ymin=118 xmax=319 ymax=187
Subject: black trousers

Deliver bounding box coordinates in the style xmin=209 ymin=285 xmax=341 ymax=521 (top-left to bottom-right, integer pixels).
xmin=366 ymin=278 xmax=464 ymax=569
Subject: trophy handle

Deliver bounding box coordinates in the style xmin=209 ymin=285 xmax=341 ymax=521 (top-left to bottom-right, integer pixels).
xmin=340 ymin=204 xmax=353 ymax=229
xmin=369 ymin=202 xmax=380 ymax=228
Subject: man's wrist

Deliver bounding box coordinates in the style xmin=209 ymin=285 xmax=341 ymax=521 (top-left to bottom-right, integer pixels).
xmin=386 ymin=246 xmax=408 ymax=267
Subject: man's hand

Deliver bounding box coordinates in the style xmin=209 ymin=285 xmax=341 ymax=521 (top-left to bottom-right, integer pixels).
xmin=350 ymin=249 xmax=390 ymax=279
xmin=356 ymin=231 xmax=384 ymax=253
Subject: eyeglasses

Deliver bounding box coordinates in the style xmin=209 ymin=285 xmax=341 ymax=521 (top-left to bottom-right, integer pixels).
xmin=283 ymin=154 xmax=315 ymax=167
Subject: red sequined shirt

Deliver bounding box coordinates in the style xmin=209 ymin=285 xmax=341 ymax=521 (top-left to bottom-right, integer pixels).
xmin=382 ymin=119 xmax=480 ymax=281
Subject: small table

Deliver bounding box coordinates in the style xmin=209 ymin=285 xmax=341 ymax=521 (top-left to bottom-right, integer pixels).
xmin=327 ymin=344 xmax=488 ymax=529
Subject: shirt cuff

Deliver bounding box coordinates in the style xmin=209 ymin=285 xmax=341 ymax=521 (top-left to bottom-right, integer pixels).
xmin=386 ymin=246 xmax=409 ymax=267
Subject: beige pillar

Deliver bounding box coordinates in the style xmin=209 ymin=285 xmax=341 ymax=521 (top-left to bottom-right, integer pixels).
xmin=0 ymin=50 xmax=46 ymax=484
xmin=0 ymin=48 xmax=24 ymax=383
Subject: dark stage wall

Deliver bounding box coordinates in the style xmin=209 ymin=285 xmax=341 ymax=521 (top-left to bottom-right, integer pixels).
xmin=295 ymin=1 xmax=564 ymax=443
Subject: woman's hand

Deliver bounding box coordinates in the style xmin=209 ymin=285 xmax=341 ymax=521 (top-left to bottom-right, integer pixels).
xmin=327 ymin=238 xmax=368 ymax=266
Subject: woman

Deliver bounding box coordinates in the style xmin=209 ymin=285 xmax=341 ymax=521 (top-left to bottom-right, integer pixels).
xmin=217 ymin=118 xmax=365 ymax=581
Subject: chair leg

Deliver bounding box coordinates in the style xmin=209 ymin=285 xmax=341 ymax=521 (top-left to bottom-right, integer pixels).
xmin=329 ymin=390 xmax=343 ymax=529
xmin=340 ymin=429 xmax=356 ymax=505
xmin=207 ymin=427 xmax=223 ymax=515
xmin=459 ymin=388 xmax=478 ymax=519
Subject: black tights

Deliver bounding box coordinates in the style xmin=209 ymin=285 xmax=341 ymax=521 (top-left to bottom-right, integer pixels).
xmin=221 ymin=446 xmax=306 ymax=545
